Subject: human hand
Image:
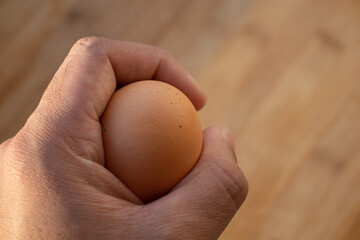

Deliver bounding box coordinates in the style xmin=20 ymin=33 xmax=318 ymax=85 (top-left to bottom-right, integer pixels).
xmin=0 ymin=37 xmax=248 ymax=239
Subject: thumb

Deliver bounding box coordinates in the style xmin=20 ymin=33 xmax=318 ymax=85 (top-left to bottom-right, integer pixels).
xmin=147 ymin=126 xmax=248 ymax=239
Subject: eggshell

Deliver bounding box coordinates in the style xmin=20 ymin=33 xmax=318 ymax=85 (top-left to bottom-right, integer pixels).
xmin=101 ymin=80 xmax=203 ymax=203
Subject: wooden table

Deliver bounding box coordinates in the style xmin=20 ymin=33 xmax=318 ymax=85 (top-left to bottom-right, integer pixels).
xmin=1 ymin=0 xmax=359 ymax=239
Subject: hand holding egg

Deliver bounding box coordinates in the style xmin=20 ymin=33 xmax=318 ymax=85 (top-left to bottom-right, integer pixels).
xmin=0 ymin=37 xmax=247 ymax=239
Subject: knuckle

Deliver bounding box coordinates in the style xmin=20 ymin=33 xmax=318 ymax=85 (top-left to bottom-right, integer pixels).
xmin=145 ymin=44 xmax=170 ymax=59
xmin=156 ymin=47 xmax=171 ymax=58
xmin=0 ymin=138 xmax=12 ymax=152
xmin=8 ymin=128 xmax=41 ymax=157
xmin=7 ymin=112 xmax=58 ymax=159
xmin=71 ymin=36 xmax=105 ymax=56
xmin=75 ymin=36 xmax=102 ymax=47
xmin=1 ymin=132 xmax=36 ymax=175
xmin=0 ymin=138 xmax=13 ymax=165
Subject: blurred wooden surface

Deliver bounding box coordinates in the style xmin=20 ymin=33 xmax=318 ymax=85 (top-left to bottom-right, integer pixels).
xmin=1 ymin=0 xmax=359 ymax=239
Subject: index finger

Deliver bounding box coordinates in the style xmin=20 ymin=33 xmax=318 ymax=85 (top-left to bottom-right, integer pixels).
xmin=40 ymin=37 xmax=206 ymax=121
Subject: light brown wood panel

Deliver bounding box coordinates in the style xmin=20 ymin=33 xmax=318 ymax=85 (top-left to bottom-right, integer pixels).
xmin=1 ymin=0 xmax=359 ymax=239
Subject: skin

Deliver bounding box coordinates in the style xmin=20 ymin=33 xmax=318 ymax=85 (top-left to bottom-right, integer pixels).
xmin=0 ymin=37 xmax=248 ymax=240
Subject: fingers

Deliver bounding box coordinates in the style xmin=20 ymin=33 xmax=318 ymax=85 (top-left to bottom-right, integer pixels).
xmin=146 ymin=126 xmax=248 ymax=238
xmin=39 ymin=37 xmax=206 ymax=122
xmin=170 ymin=126 xmax=248 ymax=207
xmin=22 ymin=37 xmax=206 ymax=164
xmin=106 ymin=39 xmax=206 ymax=110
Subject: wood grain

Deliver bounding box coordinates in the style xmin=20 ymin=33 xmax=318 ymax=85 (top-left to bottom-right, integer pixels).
xmin=1 ymin=0 xmax=359 ymax=239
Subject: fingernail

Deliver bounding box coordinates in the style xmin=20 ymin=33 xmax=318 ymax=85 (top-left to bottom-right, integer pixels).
xmin=221 ymin=127 xmax=235 ymax=149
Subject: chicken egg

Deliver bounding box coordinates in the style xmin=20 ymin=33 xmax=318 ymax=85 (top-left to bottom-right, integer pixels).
xmin=101 ymin=80 xmax=203 ymax=203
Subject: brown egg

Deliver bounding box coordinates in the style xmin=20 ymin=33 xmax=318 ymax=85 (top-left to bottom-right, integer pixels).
xmin=101 ymin=80 xmax=203 ymax=203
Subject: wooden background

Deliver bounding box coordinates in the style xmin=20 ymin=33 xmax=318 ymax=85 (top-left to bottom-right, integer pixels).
xmin=1 ymin=0 xmax=359 ymax=239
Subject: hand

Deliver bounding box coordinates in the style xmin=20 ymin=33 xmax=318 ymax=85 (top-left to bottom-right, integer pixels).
xmin=0 ymin=37 xmax=248 ymax=239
